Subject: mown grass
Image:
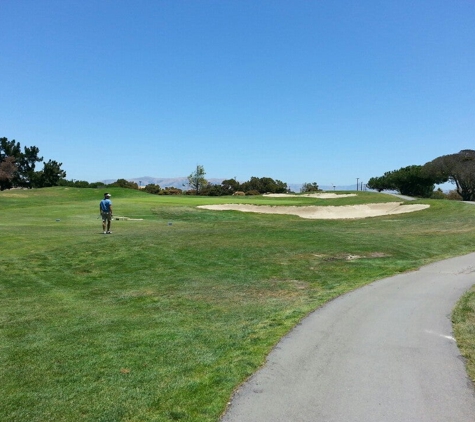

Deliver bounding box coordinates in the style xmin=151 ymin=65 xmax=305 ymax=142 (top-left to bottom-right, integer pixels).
xmin=1 ymin=187 xmax=474 ymax=421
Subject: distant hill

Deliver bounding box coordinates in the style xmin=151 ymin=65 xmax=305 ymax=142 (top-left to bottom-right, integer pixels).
xmin=101 ymin=176 xmax=360 ymax=192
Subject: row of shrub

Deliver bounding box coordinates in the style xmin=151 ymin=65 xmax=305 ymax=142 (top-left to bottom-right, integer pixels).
xmin=430 ymin=188 xmax=462 ymax=200
xmin=59 ymin=177 xmax=296 ymax=196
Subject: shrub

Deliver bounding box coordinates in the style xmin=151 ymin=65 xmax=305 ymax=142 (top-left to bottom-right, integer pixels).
xmin=144 ymin=184 xmax=161 ymax=194
xmin=159 ymin=187 xmax=182 ymax=195
xmin=446 ymin=190 xmax=463 ymax=201
xmin=431 ymin=188 xmax=447 ymax=199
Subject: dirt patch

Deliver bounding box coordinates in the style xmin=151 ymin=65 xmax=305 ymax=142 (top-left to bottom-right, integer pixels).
xmin=197 ymin=202 xmax=430 ymax=220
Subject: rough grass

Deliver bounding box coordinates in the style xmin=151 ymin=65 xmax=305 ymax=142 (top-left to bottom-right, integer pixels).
xmin=0 ymin=187 xmax=474 ymax=421
xmin=453 ymin=286 xmax=475 ymax=383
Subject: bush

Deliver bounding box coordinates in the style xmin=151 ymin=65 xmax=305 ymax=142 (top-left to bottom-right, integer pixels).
xmin=246 ymin=190 xmax=261 ymax=196
xmin=144 ymin=184 xmax=161 ymax=194
xmin=431 ymin=188 xmax=447 ymax=199
xmin=301 ymin=182 xmax=320 ymax=193
xmin=446 ymin=190 xmax=463 ymax=201
xmin=201 ymin=184 xmax=227 ymax=196
xmin=159 ymin=187 xmax=182 ymax=195
xmin=109 ymin=179 xmax=139 ymax=189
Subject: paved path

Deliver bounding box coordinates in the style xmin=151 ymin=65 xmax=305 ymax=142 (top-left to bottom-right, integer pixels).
xmin=221 ymin=253 xmax=475 ymax=422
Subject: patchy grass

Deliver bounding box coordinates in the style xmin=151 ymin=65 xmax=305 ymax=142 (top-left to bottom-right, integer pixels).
xmin=0 ymin=187 xmax=474 ymax=421
xmin=453 ymin=285 xmax=475 ymax=383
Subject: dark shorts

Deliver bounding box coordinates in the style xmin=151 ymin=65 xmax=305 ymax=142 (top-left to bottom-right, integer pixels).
xmin=101 ymin=211 xmax=112 ymax=221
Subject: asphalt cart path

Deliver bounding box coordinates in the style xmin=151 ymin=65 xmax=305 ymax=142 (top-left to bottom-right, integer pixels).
xmin=221 ymin=253 xmax=475 ymax=422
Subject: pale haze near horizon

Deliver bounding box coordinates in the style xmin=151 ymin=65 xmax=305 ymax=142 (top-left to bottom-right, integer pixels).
xmin=1 ymin=1 xmax=474 ymax=187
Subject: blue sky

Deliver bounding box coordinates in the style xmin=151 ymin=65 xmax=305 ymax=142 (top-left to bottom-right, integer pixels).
xmin=1 ymin=1 xmax=474 ymax=187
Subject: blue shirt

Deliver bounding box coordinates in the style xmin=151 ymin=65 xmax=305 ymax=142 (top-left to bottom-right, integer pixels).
xmin=100 ymin=198 xmax=112 ymax=212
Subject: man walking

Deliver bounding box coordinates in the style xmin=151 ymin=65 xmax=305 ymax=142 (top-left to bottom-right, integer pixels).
xmin=99 ymin=193 xmax=113 ymax=234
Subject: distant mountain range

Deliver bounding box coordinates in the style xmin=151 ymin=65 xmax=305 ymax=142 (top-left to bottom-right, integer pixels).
xmin=101 ymin=176 xmax=360 ymax=192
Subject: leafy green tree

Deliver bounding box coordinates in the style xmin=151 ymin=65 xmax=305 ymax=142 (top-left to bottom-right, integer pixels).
xmin=300 ymin=182 xmax=320 ymax=193
xmin=35 ymin=160 xmax=67 ymax=187
xmin=58 ymin=179 xmax=104 ymax=188
xmin=367 ymin=176 xmax=388 ymax=192
xmin=15 ymin=145 xmax=43 ymax=188
xmin=159 ymin=187 xmax=182 ymax=195
xmin=109 ymin=179 xmax=139 ymax=189
xmin=1 ymin=138 xmax=22 ymax=190
xmin=144 ymin=184 xmax=161 ymax=194
xmin=221 ymin=178 xmax=240 ymax=195
xmin=240 ymin=176 xmax=288 ymax=194
xmin=367 ymin=165 xmax=436 ymax=197
xmin=187 ymin=165 xmax=208 ymax=194
xmin=0 ymin=156 xmax=17 ymax=187
xmin=0 ymin=137 xmax=66 ymax=189
xmin=200 ymin=183 xmax=227 ymax=196
xmin=423 ymin=150 xmax=475 ymax=201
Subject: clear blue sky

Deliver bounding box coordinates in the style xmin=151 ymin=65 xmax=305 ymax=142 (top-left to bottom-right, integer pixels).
xmin=1 ymin=1 xmax=474 ymax=186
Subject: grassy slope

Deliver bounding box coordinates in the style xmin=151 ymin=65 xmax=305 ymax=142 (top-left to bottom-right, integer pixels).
xmin=1 ymin=187 xmax=474 ymax=421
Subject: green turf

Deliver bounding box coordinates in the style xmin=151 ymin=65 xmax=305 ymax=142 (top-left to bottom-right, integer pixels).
xmin=1 ymin=187 xmax=474 ymax=421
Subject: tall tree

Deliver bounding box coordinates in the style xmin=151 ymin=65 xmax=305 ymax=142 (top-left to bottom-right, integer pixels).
xmin=366 ymin=176 xmax=387 ymax=192
xmin=423 ymin=150 xmax=475 ymax=201
xmin=36 ymin=160 xmax=67 ymax=187
xmin=301 ymin=182 xmax=320 ymax=193
xmin=109 ymin=179 xmax=139 ymax=189
xmin=240 ymin=176 xmax=288 ymax=194
xmin=14 ymin=145 xmax=43 ymax=188
xmin=221 ymin=178 xmax=240 ymax=195
xmin=0 ymin=156 xmax=17 ymax=187
xmin=187 ymin=165 xmax=208 ymax=194
xmin=367 ymin=165 xmax=437 ymax=197
xmin=0 ymin=137 xmax=65 ymax=189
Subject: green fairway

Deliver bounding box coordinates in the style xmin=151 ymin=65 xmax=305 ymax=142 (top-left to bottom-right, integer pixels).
xmin=1 ymin=187 xmax=474 ymax=421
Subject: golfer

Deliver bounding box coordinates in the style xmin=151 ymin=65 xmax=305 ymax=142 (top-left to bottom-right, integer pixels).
xmin=99 ymin=193 xmax=113 ymax=234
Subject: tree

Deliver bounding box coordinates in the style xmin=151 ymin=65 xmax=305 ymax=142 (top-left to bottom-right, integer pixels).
xmin=109 ymin=179 xmax=139 ymax=189
xmin=366 ymin=176 xmax=387 ymax=192
xmin=159 ymin=187 xmax=182 ymax=195
xmin=301 ymin=182 xmax=320 ymax=193
xmin=240 ymin=176 xmax=288 ymax=194
xmin=221 ymin=178 xmax=240 ymax=195
xmin=187 ymin=165 xmax=208 ymax=194
xmin=423 ymin=150 xmax=475 ymax=201
xmin=58 ymin=179 xmax=105 ymax=188
xmin=15 ymin=145 xmax=43 ymax=188
xmin=0 ymin=138 xmax=21 ymax=190
xmin=367 ymin=165 xmax=437 ymax=197
xmin=144 ymin=184 xmax=161 ymax=194
xmin=0 ymin=137 xmax=66 ymax=189
xmin=1 ymin=137 xmax=43 ymax=189
xmin=36 ymin=160 xmax=67 ymax=187
xmin=0 ymin=156 xmax=17 ymax=187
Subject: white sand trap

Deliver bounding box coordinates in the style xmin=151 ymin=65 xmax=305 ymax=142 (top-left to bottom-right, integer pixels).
xmin=197 ymin=202 xmax=430 ymax=220
xmin=263 ymin=193 xmax=357 ymax=199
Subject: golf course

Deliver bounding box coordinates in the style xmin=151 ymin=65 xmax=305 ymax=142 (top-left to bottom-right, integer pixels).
xmin=1 ymin=187 xmax=474 ymax=421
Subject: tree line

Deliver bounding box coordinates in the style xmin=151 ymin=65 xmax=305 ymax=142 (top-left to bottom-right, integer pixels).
xmin=182 ymin=165 xmax=320 ymax=196
xmin=0 ymin=138 xmax=316 ymax=195
xmin=3 ymin=136 xmax=472 ymax=200
xmin=367 ymin=150 xmax=475 ymax=201
xmin=0 ymin=137 xmax=66 ymax=190
xmin=146 ymin=165 xmax=292 ymax=196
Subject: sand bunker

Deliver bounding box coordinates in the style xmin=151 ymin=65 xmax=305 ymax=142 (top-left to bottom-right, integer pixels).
xmin=263 ymin=193 xmax=357 ymax=199
xmin=197 ymin=202 xmax=430 ymax=220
